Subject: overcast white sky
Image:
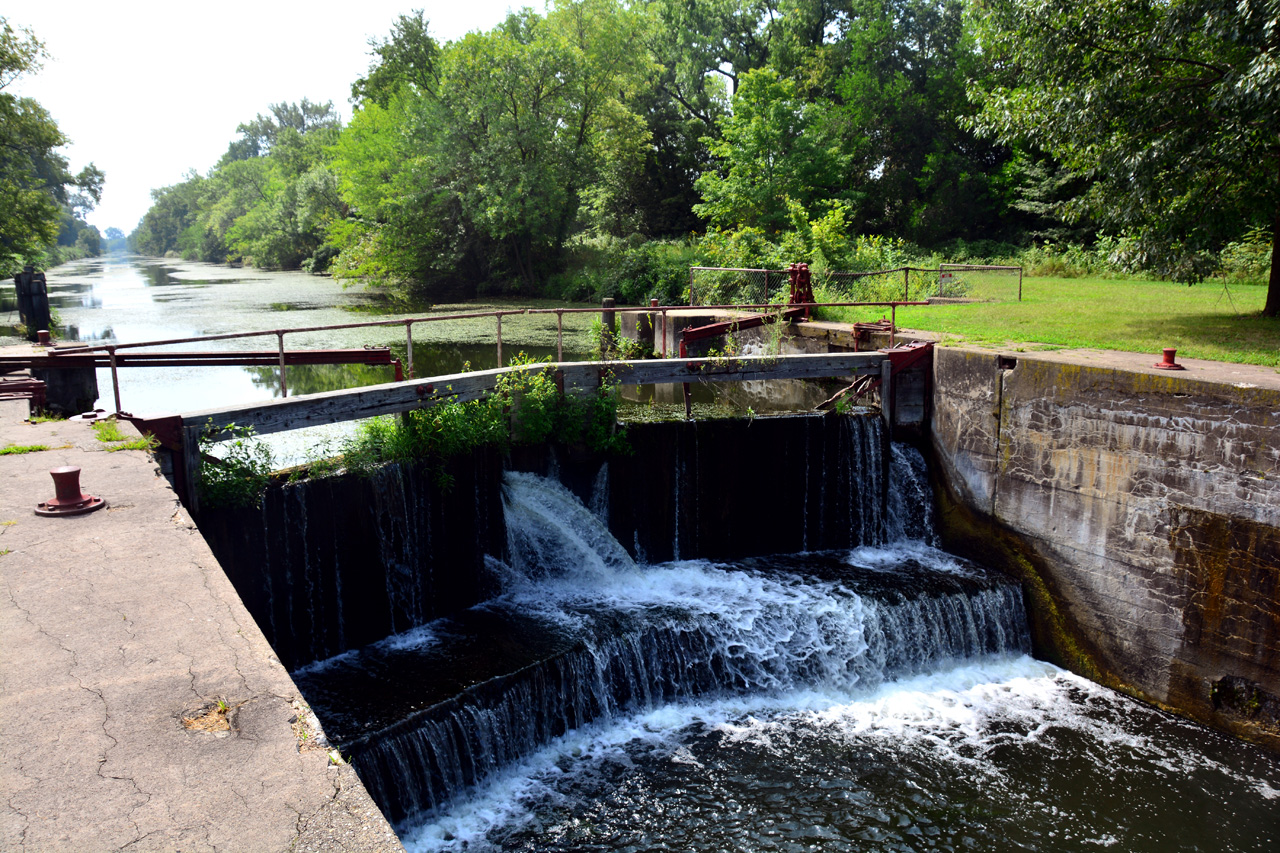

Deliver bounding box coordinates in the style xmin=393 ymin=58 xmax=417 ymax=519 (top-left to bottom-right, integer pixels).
xmin=7 ymin=1 xmax=522 ymax=233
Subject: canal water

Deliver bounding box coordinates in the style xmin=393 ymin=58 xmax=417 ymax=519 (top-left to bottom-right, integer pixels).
xmin=1 ymin=253 xmax=593 ymax=411
xmin=1 ymin=255 xmax=820 ymax=460
xmin=1 ymin=254 xmax=601 ymax=462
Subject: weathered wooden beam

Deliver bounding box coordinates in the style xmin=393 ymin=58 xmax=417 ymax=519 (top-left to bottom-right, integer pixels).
xmin=180 ymin=353 xmax=887 ymax=439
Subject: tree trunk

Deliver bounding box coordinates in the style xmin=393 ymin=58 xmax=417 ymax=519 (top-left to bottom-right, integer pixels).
xmin=1266 ymin=209 xmax=1280 ymax=318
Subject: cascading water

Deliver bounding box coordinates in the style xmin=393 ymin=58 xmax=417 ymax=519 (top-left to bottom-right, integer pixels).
xmin=293 ymin=420 xmax=1280 ymax=853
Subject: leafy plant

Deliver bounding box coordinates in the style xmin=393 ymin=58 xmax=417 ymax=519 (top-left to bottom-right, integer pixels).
xmin=197 ymin=422 xmax=274 ymax=509
xmin=341 ymin=352 xmax=630 ymax=485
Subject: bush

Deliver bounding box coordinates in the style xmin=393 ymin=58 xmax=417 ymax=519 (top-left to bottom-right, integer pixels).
xmin=546 ymin=237 xmax=696 ymax=305
xmin=341 ymin=353 xmax=629 ymax=486
xmin=198 ymin=423 xmax=274 ymax=508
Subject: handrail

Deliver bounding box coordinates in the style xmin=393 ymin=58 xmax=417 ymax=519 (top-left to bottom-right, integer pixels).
xmin=43 ymin=299 xmax=925 ymax=414
xmin=47 ymin=300 xmax=919 ymax=355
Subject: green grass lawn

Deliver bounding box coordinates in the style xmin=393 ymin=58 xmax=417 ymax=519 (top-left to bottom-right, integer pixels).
xmin=817 ymin=277 xmax=1279 ymax=368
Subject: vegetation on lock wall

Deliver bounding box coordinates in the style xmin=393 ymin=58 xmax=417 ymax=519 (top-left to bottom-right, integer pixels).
xmin=124 ymin=1 xmax=1277 ymax=315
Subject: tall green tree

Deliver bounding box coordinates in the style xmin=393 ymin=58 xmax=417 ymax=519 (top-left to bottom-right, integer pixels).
xmin=332 ymin=0 xmax=651 ymax=295
xmin=0 ymin=18 xmax=103 ymax=272
xmin=834 ymin=0 xmax=1008 ymax=243
xmin=351 ymin=9 xmax=440 ymax=107
xmin=969 ymin=0 xmax=1280 ymax=315
xmin=695 ymin=68 xmax=849 ymax=230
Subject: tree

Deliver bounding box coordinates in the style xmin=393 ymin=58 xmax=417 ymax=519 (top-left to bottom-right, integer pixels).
xmin=221 ymin=99 xmax=339 ymax=163
xmin=0 ymin=18 xmax=103 ymax=271
xmin=833 ymin=0 xmax=1010 ymax=243
xmin=331 ymin=0 xmax=651 ymax=295
xmin=694 ymin=68 xmax=849 ymax=231
xmin=352 ymin=9 xmax=440 ymax=107
xmin=969 ymin=0 xmax=1280 ymax=316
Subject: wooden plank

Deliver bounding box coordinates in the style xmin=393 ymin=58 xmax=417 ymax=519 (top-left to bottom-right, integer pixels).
xmin=182 ymin=425 xmax=203 ymax=515
xmin=605 ymin=352 xmax=884 ymax=385
xmin=180 ymin=353 xmax=887 ymax=438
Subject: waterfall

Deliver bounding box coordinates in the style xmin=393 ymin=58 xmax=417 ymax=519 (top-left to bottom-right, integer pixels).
xmin=304 ymin=443 xmax=1033 ymax=827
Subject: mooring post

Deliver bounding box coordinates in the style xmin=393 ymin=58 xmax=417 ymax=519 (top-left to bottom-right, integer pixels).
xmin=14 ymin=266 xmax=51 ymax=343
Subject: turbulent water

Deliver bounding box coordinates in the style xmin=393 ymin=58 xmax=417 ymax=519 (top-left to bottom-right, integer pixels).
xmin=292 ymin=445 xmax=1280 ymax=853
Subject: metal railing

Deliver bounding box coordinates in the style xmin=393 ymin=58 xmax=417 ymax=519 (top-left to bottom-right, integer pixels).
xmin=47 ymin=299 xmax=925 ymax=414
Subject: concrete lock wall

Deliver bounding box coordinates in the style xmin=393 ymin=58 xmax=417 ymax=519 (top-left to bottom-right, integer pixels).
xmin=930 ymin=347 xmax=1280 ymax=748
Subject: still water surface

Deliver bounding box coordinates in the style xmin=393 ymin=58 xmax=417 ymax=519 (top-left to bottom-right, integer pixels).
xmin=2 ymin=255 xmax=826 ymax=459
xmin=1 ymin=254 xmax=593 ymax=415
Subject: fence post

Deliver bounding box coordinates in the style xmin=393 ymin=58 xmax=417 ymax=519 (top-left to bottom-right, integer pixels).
xmin=601 ymin=298 xmax=616 ymax=356
xmin=496 ymin=315 xmax=503 ymax=366
xmin=903 ymin=267 xmax=909 ymax=302
xmin=276 ymin=332 xmax=288 ymax=398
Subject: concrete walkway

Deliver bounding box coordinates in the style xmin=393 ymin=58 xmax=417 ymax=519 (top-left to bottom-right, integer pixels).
xmin=0 ymin=402 xmax=404 ymax=852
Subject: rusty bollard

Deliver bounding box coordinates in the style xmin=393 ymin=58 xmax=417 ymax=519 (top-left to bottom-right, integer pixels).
xmin=1153 ymin=348 xmax=1186 ymax=371
xmin=35 ymin=466 xmax=107 ymax=517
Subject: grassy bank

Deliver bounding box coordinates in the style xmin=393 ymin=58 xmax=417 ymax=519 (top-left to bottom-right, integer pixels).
xmin=817 ymin=277 xmax=1279 ymax=368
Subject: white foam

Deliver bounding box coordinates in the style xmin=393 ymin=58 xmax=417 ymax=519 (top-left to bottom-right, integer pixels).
xmin=399 ymin=654 xmax=1061 ymax=852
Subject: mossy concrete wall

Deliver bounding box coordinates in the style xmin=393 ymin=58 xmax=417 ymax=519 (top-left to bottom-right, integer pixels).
xmin=931 ymin=347 xmax=1280 ymax=748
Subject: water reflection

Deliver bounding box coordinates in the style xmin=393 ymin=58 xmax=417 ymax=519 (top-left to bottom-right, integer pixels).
xmin=3 ymin=256 xmax=825 ymax=425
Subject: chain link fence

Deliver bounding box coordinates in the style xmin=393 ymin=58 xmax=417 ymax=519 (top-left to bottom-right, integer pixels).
xmin=688 ymin=267 xmax=791 ymax=306
xmin=689 ymin=264 xmax=1024 ymax=306
xmin=937 ymin=264 xmax=1024 ymax=301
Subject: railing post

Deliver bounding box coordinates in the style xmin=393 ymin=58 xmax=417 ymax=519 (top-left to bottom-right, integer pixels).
xmin=405 ymin=321 xmax=415 ymax=378
xmin=890 ymin=305 xmax=897 ymax=348
xmin=556 ymin=311 xmax=564 ymax=362
xmin=276 ymin=332 xmax=288 ymax=398
xmin=1018 ymin=267 xmax=1024 ymax=302
xmin=601 ymin=298 xmax=616 ymax=357
xmin=496 ymin=315 xmax=503 ymax=366
xmin=107 ymin=346 xmax=122 ymax=414
xmin=903 ymin=267 xmax=910 ymax=302
xmin=661 ymin=309 xmax=669 ymax=358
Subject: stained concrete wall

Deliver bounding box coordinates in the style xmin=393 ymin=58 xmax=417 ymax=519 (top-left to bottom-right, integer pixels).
xmin=930 ymin=347 xmax=1280 ymax=748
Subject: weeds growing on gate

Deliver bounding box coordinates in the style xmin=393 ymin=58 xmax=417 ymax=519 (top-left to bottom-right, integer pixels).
xmin=341 ymin=353 xmax=630 ymax=488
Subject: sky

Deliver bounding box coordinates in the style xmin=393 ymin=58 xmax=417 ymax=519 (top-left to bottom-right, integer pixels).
xmin=7 ymin=1 xmax=521 ymax=233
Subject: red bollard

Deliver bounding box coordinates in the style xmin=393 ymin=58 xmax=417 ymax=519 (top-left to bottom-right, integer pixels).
xmin=35 ymin=466 xmax=107 ymax=517
xmin=1152 ymin=348 xmax=1186 ymax=371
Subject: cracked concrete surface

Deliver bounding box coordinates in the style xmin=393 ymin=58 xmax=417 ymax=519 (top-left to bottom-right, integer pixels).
xmin=0 ymin=401 xmax=404 ymax=853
